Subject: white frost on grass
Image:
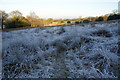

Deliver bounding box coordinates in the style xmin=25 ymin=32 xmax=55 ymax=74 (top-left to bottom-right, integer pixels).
xmin=2 ymin=21 xmax=119 ymax=78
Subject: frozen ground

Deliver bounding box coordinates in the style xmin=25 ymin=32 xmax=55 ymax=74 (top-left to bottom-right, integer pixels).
xmin=2 ymin=21 xmax=120 ymax=78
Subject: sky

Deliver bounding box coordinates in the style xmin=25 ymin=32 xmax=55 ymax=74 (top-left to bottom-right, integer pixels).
xmin=0 ymin=0 xmax=119 ymax=19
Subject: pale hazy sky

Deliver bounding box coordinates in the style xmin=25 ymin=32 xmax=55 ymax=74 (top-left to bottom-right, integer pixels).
xmin=0 ymin=0 xmax=119 ymax=19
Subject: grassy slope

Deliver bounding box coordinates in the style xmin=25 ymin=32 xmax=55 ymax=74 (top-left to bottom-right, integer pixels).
xmin=2 ymin=20 xmax=119 ymax=78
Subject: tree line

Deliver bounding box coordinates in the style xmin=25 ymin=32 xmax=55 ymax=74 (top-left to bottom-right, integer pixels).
xmin=0 ymin=10 xmax=120 ymax=29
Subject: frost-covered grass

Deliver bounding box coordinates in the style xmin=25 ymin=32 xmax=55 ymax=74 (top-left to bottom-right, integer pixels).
xmin=2 ymin=21 xmax=119 ymax=78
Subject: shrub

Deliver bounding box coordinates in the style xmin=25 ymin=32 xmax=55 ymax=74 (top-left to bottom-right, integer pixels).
xmin=79 ymin=21 xmax=82 ymax=23
xmin=61 ymin=21 xmax=64 ymax=23
xmin=67 ymin=21 xmax=71 ymax=23
xmin=107 ymin=14 xmax=120 ymax=21
xmin=95 ymin=17 xmax=104 ymax=21
xmin=75 ymin=21 xmax=80 ymax=24
xmin=83 ymin=19 xmax=90 ymax=23
xmin=5 ymin=16 xmax=30 ymax=29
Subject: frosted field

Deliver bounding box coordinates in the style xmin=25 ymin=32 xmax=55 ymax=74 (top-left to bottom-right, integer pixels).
xmin=2 ymin=21 xmax=119 ymax=78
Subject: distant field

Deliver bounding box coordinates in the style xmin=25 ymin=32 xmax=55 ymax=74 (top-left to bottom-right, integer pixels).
xmin=2 ymin=20 xmax=119 ymax=78
xmin=2 ymin=19 xmax=120 ymax=32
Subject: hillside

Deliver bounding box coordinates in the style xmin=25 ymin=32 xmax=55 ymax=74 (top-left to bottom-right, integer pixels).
xmin=2 ymin=20 xmax=119 ymax=78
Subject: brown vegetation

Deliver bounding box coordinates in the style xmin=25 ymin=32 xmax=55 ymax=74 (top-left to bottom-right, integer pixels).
xmin=0 ymin=10 xmax=120 ymax=31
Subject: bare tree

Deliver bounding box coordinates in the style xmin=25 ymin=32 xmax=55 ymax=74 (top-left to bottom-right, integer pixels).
xmin=27 ymin=12 xmax=44 ymax=27
xmin=112 ymin=9 xmax=118 ymax=14
xmin=9 ymin=10 xmax=22 ymax=18
xmin=29 ymin=12 xmax=39 ymax=19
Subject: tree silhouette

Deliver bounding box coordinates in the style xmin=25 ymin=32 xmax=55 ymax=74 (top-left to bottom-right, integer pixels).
xmin=0 ymin=10 xmax=8 ymax=29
